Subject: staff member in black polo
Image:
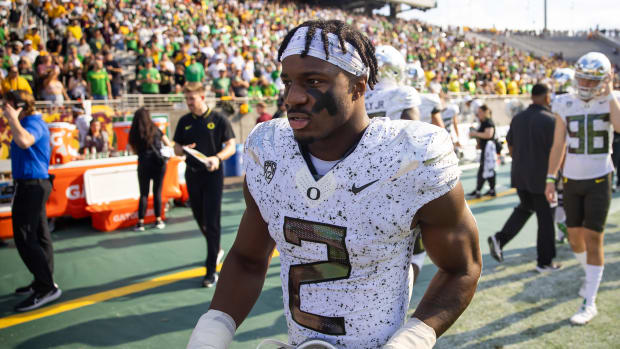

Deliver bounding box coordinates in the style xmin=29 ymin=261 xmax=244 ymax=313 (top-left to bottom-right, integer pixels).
xmin=5 ymin=90 xmax=62 ymax=311
xmin=488 ymin=83 xmax=560 ymax=272
xmin=173 ymin=82 xmax=236 ymax=288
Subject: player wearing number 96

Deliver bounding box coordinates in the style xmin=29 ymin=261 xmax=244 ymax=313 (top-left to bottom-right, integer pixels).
xmin=545 ymin=51 xmax=620 ymax=326
xmin=187 ymin=19 xmax=481 ymax=349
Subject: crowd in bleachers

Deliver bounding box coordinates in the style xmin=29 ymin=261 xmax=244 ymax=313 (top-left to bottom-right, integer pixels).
xmin=0 ymin=0 xmax=617 ymax=103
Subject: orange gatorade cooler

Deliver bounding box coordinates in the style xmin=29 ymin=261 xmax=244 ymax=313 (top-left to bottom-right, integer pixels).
xmin=48 ymin=122 xmax=78 ymax=164
xmin=113 ymin=121 xmax=132 ymax=151
xmin=152 ymin=117 xmax=168 ymax=136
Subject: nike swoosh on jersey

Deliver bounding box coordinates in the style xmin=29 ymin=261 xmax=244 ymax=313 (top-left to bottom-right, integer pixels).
xmin=595 ymin=178 xmax=605 ymax=183
xmin=351 ymin=179 xmax=379 ymax=194
xmin=185 ymin=125 xmax=192 ymax=130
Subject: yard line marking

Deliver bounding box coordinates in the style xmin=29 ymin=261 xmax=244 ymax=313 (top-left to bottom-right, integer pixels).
xmin=0 ymin=190 xmax=512 ymax=329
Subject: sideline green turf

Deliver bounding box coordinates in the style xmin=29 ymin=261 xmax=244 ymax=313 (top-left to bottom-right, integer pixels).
xmin=1 ymin=165 xmax=619 ymax=348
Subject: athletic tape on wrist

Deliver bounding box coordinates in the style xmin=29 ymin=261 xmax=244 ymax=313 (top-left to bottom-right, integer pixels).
xmin=280 ymin=26 xmax=369 ymax=77
xmin=186 ymin=309 xmax=236 ymax=349
xmin=384 ymin=317 xmax=437 ymax=349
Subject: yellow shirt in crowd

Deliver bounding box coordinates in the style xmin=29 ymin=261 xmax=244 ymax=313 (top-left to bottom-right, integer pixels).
xmin=1 ymin=77 xmax=33 ymax=95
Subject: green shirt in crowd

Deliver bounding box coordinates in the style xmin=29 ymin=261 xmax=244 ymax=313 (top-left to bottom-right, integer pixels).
xmin=213 ymin=77 xmax=231 ymax=97
xmin=185 ymin=62 xmax=205 ymax=83
xmin=87 ymin=69 xmax=110 ymax=96
xmin=139 ymin=68 xmax=161 ymax=94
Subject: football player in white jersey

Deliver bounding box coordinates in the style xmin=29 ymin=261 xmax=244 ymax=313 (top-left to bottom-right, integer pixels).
xmin=545 ymin=52 xmax=620 ymax=325
xmin=364 ymin=45 xmax=420 ymax=121
xmin=187 ymin=20 xmax=481 ymax=349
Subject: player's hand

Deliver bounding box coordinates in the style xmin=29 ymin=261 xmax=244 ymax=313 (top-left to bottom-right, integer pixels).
xmin=545 ymin=182 xmax=557 ymax=204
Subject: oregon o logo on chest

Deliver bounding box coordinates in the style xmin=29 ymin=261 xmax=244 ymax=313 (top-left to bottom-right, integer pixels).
xmin=307 ymin=187 xmax=321 ymax=200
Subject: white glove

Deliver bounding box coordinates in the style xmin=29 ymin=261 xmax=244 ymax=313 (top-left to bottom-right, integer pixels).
xmin=186 ymin=310 xmax=236 ymax=349
xmin=383 ymin=317 xmax=436 ymax=348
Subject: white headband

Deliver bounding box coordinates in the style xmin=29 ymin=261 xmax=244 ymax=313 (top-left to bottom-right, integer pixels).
xmin=280 ymin=26 xmax=369 ymax=77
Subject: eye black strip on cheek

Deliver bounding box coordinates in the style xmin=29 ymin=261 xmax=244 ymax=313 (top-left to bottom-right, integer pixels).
xmin=306 ymin=87 xmax=339 ymax=116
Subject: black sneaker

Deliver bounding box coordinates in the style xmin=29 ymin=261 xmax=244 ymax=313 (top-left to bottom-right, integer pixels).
xmin=133 ymin=223 xmax=145 ymax=232
xmin=488 ymin=235 xmax=503 ymax=262
xmin=483 ymin=189 xmax=497 ymax=197
xmin=467 ymin=190 xmax=481 ymax=198
xmin=15 ymin=282 xmax=58 ymax=296
xmin=536 ymin=263 xmax=561 ymax=273
xmin=15 ymin=287 xmax=62 ymax=312
xmin=15 ymin=282 xmax=35 ymax=296
xmin=202 ymin=273 xmax=219 ymax=288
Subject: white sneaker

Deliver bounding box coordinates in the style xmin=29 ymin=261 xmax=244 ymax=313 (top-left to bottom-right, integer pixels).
xmin=216 ymin=249 xmax=225 ymax=265
xmin=155 ymin=220 xmax=166 ymax=229
xmin=570 ymin=303 xmax=597 ymax=325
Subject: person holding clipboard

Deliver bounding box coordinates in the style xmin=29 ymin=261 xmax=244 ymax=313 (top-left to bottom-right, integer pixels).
xmin=173 ymin=82 xmax=236 ymax=288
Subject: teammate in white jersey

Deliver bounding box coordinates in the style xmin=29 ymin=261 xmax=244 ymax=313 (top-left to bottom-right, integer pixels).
xmin=546 ymin=52 xmax=620 ymax=325
xmin=187 ymin=20 xmax=481 ymax=349
xmin=364 ymin=45 xmax=428 ymax=282
xmin=364 ymin=45 xmax=420 ymax=121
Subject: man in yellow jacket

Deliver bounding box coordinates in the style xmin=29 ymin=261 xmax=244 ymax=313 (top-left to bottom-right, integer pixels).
xmin=2 ymin=66 xmax=32 ymax=95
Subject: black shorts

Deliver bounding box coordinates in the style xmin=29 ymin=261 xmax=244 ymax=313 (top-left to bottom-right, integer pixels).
xmin=563 ymin=173 xmax=612 ymax=232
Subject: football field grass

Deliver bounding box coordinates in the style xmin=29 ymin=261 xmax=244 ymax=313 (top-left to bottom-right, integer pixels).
xmin=0 ymin=164 xmax=619 ymax=348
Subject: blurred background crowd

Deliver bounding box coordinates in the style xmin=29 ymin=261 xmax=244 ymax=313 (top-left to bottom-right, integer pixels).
xmin=1 ymin=0 xmax=618 ymax=106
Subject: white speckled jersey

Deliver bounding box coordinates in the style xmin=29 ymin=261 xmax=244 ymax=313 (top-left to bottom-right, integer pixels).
xmin=244 ymin=117 xmax=459 ymax=348
xmin=418 ymin=93 xmax=441 ymax=124
xmin=441 ymin=103 xmax=460 ymax=131
xmin=364 ymin=82 xmax=421 ymax=120
xmin=552 ymin=92 xmax=620 ymax=180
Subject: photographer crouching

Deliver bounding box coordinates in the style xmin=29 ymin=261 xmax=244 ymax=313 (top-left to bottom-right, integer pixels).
xmin=4 ymin=89 xmax=61 ymax=312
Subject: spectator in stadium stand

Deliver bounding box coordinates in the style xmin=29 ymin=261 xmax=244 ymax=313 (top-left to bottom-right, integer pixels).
xmin=468 ymin=105 xmax=497 ymax=198
xmin=41 ymin=66 xmax=69 ymax=107
xmin=212 ymin=67 xmax=232 ymax=98
xmin=87 ymin=55 xmax=112 ymax=100
xmin=255 ymin=102 xmax=272 ymax=124
xmin=4 ymin=89 xmax=62 ymax=312
xmin=17 ymin=58 xmax=34 ymax=92
xmin=20 ymin=40 xmax=38 ymax=66
xmin=174 ymin=63 xmax=186 ymax=92
xmin=231 ymin=67 xmax=249 ymax=97
xmin=173 ymin=82 xmax=236 ymax=288
xmin=128 ymin=107 xmax=172 ymax=232
xmin=45 ymin=30 xmax=62 ymax=57
xmin=104 ymin=51 xmax=123 ymax=99
xmin=158 ymin=55 xmax=175 ymax=94
xmin=2 ymin=65 xmax=32 ymax=95
xmin=65 ymin=46 xmax=83 ymax=71
xmin=186 ymin=56 xmax=206 ymax=83
xmin=488 ymin=84 xmax=559 ymax=271
xmin=10 ymin=41 xmax=22 ymax=66
xmin=80 ymin=119 xmax=109 ymax=155
xmin=138 ymin=58 xmax=161 ymax=95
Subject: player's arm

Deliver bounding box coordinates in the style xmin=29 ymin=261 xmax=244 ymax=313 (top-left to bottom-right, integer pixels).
xmin=430 ymin=110 xmax=445 ymax=128
xmin=386 ymin=182 xmax=480 ymax=348
xmin=545 ymin=114 xmax=567 ymax=203
xmin=400 ymin=106 xmax=420 ymax=121
xmin=452 ymin=114 xmax=460 ymax=141
xmin=187 ymin=179 xmax=276 ymax=348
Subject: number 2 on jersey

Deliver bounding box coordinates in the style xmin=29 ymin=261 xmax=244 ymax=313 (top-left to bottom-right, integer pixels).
xmin=284 ymin=217 xmax=351 ymax=335
xmin=566 ymin=113 xmax=610 ymax=154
